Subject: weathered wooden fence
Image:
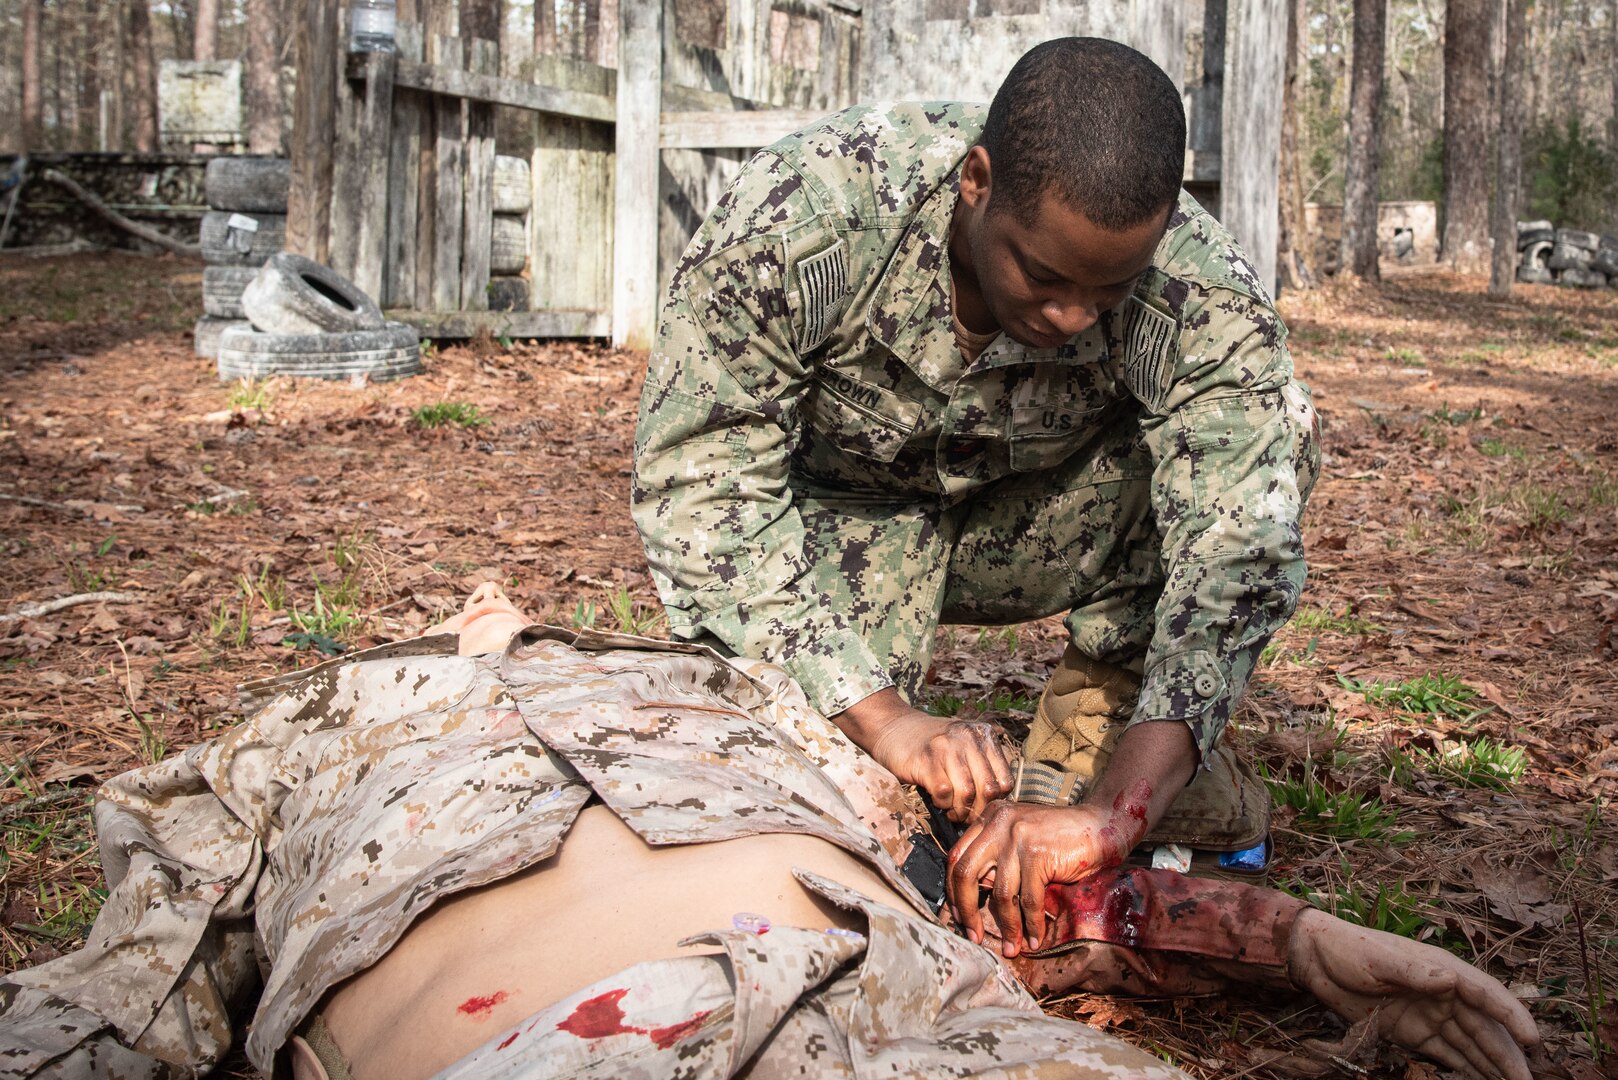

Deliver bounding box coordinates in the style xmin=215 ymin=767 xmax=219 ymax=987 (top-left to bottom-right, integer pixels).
xmin=286 ymin=0 xmax=1283 ymax=349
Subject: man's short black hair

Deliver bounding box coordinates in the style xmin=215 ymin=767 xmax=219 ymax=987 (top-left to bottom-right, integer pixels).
xmin=981 ymin=37 xmax=1186 ymax=231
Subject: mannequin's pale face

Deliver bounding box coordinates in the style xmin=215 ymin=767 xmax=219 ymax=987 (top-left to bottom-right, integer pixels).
xmin=428 ymin=582 xmax=531 ymax=655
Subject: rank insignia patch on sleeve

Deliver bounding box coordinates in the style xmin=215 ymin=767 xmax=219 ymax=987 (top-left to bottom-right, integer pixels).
xmin=794 ymin=238 xmax=849 ymax=355
xmin=1122 ymin=294 xmax=1178 ymax=414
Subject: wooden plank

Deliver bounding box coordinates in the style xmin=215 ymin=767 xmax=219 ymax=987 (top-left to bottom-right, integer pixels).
xmin=385 ymin=22 xmax=424 ymax=308
xmin=529 ymin=55 xmax=615 ymax=319
xmin=350 ymin=52 xmax=396 ymax=301
xmin=328 ymin=33 xmax=366 ymax=279
xmin=384 ymin=57 xmax=616 ymax=121
xmin=611 ymin=0 xmax=661 ymax=350
xmin=430 ymin=33 xmax=465 ymax=313
xmin=658 ymin=109 xmax=828 ymax=149
xmin=1222 ymin=0 xmax=1285 ymax=292
xmin=1133 ymin=0 xmax=1186 ymax=95
xmin=387 ymin=308 xmax=610 ymax=338
xmin=285 ymin=0 xmax=339 ymax=261
xmin=460 ymin=37 xmax=498 ymax=310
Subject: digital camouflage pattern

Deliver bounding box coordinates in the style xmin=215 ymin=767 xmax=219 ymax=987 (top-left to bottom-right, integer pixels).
xmin=0 ymin=629 xmax=1306 ymax=1079
xmin=634 ymin=102 xmax=1321 ymax=761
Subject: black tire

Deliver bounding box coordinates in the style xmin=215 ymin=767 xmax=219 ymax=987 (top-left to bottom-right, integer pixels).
xmin=1516 ymin=227 xmax=1553 ymax=249
xmin=204 ymin=156 xmax=292 ymax=212
xmin=241 ymin=252 xmax=385 ymax=335
xmin=488 ymin=276 xmax=529 ymax=312
xmin=216 ymin=322 xmax=422 ymax=381
xmin=202 ymin=266 xmax=257 ymax=319
xmin=1515 ymin=265 xmax=1553 ymax=285
xmin=490 ymin=216 xmax=526 ymax=275
xmin=1520 ymin=240 xmax=1553 ymax=269
xmin=1547 ymin=241 xmax=1595 ymax=271
xmin=1558 ymin=267 xmax=1608 ymax=289
xmin=1554 ymin=227 xmax=1600 ymax=252
xmin=493 ymin=155 xmax=531 ymax=215
xmin=200 ymin=211 xmax=287 ymax=266
xmin=194 ymin=316 xmax=251 ymax=358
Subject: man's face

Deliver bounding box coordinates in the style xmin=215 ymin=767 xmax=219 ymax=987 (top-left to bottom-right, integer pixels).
xmin=954 ymin=147 xmax=1169 ymax=349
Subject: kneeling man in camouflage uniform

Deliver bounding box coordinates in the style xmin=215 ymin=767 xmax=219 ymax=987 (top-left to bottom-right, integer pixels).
xmin=633 ymin=36 xmax=1321 ymax=952
xmin=0 ymin=585 xmax=1534 ymax=1079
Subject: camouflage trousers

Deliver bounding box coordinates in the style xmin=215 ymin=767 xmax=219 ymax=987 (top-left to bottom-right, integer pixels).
xmin=795 ymin=393 xmax=1321 ymax=705
xmin=436 ymin=870 xmax=1189 ymax=1080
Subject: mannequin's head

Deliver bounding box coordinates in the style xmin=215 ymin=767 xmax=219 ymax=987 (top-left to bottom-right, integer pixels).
xmin=429 ymin=581 xmax=532 ymax=655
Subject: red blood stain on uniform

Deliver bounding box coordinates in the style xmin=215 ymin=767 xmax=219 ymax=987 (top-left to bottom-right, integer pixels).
xmin=647 ymin=1009 xmax=713 ymax=1048
xmin=556 ymin=989 xmax=635 ymax=1038
xmin=556 ymin=989 xmax=711 ymax=1048
xmin=457 ymin=991 xmax=510 ymax=1018
xmin=496 ymin=1032 xmax=519 ymax=1050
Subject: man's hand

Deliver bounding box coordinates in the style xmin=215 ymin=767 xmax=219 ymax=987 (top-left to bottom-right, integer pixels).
xmin=947 ymin=798 xmax=1146 ymax=957
xmin=1289 ymin=908 xmax=1539 ymax=1080
xmin=833 ymin=688 xmax=1012 ymax=822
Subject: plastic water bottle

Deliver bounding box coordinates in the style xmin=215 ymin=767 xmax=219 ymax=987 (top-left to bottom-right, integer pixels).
xmin=349 ymin=0 xmax=397 ymax=53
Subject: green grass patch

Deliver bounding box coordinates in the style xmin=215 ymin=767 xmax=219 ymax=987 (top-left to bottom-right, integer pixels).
xmin=1391 ymin=737 xmax=1528 ymax=791
xmin=227 ymin=378 xmax=272 ymax=411
xmin=1429 ymin=402 xmax=1485 ymax=426
xmin=1338 ymin=671 xmax=1486 ymax=722
xmin=1281 ymin=874 xmax=1434 ymax=939
xmin=411 ymin=401 xmax=489 ymax=429
xmin=1262 ymin=759 xmax=1414 ymax=842
xmin=1386 ymin=346 xmax=1426 ymax=367
xmin=926 ymin=694 xmax=966 ymax=717
xmin=1292 ymin=605 xmax=1382 ymax=635
xmin=1478 ymin=438 xmax=1527 ymax=460
xmin=600 ymin=584 xmax=666 ymax=636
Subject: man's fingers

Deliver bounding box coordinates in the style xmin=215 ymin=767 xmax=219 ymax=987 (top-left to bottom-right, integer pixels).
xmin=962 ymin=747 xmax=999 ymax=821
xmin=1019 ymin=859 xmax=1049 ymax=952
xmin=942 ymin=752 xmax=976 ymax=822
xmin=976 ymin=726 xmax=1014 ymax=800
xmin=947 ymin=820 xmax=993 ymax=941
xmin=989 ymin=849 xmax=1024 ymax=958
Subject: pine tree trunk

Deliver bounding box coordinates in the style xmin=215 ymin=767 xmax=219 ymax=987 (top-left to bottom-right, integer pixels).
xmin=245 ymin=0 xmax=281 ymax=152
xmin=194 ymin=0 xmax=218 ymax=61
xmin=1278 ymin=0 xmax=1315 ymax=290
xmin=1490 ymin=0 xmax=1528 ymax=295
xmin=80 ymin=0 xmax=103 ymax=149
xmin=22 ymin=0 xmax=42 ymax=150
xmin=1443 ymin=0 xmax=1493 ymax=273
xmin=128 ymin=0 xmax=158 ymax=151
xmin=1343 ymin=0 xmax=1387 ymax=281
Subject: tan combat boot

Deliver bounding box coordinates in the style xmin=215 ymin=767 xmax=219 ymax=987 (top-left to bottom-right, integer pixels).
xmin=1015 ymin=644 xmax=1140 ymax=806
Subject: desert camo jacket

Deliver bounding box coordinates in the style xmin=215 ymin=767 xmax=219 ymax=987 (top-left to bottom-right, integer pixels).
xmin=0 ymin=631 xmax=1299 ymax=1079
xmin=633 ymin=102 xmax=1314 ymax=759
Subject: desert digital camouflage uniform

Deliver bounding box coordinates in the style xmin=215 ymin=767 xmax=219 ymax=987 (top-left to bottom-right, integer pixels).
xmin=633 ymin=102 xmax=1322 ymax=763
xmin=0 ymin=627 xmax=1311 ymax=1080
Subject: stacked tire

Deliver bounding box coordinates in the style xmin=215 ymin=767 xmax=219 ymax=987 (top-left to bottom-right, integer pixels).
xmin=197 ymin=157 xmax=291 ymax=357
xmin=1515 ymin=220 xmax=1618 ymax=289
xmin=218 ymin=252 xmax=421 ymax=382
xmin=489 ymin=155 xmax=531 ymax=312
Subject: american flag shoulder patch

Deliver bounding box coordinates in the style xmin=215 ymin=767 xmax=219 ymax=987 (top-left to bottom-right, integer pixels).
xmin=1122 ymin=294 xmax=1178 ymax=414
xmin=794 ymin=238 xmax=849 ymax=355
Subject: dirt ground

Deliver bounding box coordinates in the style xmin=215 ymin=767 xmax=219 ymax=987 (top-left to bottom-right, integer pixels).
xmin=1 ymin=252 xmax=1615 ymax=1078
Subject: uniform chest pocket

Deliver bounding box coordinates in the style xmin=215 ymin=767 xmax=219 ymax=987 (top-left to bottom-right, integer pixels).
xmin=1008 ymin=403 xmax=1103 ymax=472
xmin=803 ymin=371 xmax=923 ymax=463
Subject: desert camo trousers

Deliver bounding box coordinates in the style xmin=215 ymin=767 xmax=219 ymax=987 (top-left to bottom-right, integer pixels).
xmin=792 ymin=392 xmax=1322 ymax=706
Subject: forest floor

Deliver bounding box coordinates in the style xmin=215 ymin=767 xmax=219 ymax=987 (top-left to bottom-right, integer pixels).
xmin=1 ymin=252 xmax=1615 ymax=1078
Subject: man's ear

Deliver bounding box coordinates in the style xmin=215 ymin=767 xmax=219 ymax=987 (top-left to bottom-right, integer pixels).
xmin=960 ymin=145 xmax=992 ymax=209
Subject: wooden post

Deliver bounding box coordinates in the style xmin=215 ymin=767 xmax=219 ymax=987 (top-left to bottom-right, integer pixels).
xmin=385 ymin=22 xmax=424 ymax=308
xmin=461 ymin=37 xmax=498 ymax=310
xmin=1221 ymin=0 xmax=1285 ymax=293
xmin=612 ymin=0 xmax=662 ymax=350
xmin=1133 ymin=0 xmax=1186 ymax=94
xmin=351 ymin=52 xmax=396 ymax=300
xmin=430 ymin=33 xmax=465 ymax=312
xmin=287 ymin=0 xmax=340 ymax=261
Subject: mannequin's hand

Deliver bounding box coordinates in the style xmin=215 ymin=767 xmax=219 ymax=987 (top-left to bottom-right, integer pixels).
xmin=1288 ymin=908 xmax=1538 ymax=1080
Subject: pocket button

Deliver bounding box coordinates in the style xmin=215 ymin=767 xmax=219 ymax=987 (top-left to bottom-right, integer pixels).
xmin=1193 ymin=672 xmax=1219 ymax=699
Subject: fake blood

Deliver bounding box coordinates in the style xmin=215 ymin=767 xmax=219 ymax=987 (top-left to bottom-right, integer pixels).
xmin=1111 ymin=780 xmax=1153 ymax=827
xmin=555 ymin=988 xmax=711 ymax=1048
xmin=456 ymin=991 xmax=510 ymax=1018
xmin=496 ymin=1032 xmax=520 ymax=1051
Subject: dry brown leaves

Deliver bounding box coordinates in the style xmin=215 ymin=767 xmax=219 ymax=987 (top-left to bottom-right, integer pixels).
xmin=2 ymin=257 xmax=1616 ymax=1076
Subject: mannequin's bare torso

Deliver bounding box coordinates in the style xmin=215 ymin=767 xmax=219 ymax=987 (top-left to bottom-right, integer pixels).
xmin=307 ymin=803 xmax=913 ymax=1080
